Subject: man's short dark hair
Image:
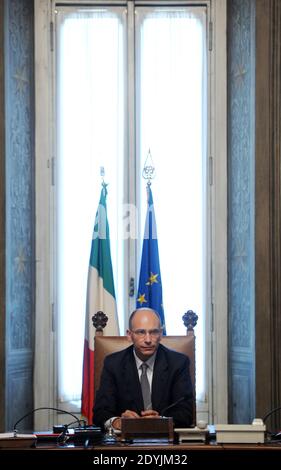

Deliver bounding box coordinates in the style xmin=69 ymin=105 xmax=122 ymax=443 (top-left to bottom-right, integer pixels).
xmin=128 ymin=307 xmax=162 ymax=330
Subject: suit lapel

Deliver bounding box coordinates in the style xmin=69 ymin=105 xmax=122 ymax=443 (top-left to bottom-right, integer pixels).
xmin=151 ymin=345 xmax=169 ymax=410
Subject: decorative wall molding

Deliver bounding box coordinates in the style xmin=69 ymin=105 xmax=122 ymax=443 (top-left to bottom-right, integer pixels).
xmin=227 ymin=0 xmax=256 ymax=423
xmin=0 ymin=0 xmax=6 ymax=432
xmin=4 ymin=0 xmax=35 ymax=431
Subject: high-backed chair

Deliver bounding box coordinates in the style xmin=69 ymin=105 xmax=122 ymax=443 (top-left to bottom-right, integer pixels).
xmin=92 ymin=310 xmax=198 ymax=425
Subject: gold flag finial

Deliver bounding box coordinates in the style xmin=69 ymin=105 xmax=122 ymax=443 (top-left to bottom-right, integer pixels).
xmin=142 ymin=149 xmax=155 ymax=186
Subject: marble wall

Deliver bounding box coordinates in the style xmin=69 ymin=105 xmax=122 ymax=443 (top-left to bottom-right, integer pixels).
xmin=4 ymin=0 xmax=35 ymax=431
xmin=227 ymin=0 xmax=256 ymax=422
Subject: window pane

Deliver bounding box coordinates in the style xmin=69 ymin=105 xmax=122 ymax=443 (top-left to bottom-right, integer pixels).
xmin=136 ymin=7 xmax=207 ymax=400
xmin=56 ymin=4 xmax=208 ymax=405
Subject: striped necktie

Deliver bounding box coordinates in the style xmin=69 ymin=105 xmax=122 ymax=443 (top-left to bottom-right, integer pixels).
xmin=140 ymin=363 xmax=151 ymax=410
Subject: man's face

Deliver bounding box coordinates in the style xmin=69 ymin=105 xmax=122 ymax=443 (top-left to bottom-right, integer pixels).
xmin=127 ymin=309 xmax=163 ymax=361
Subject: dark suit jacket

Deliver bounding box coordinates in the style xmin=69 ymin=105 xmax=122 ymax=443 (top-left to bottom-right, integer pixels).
xmin=93 ymin=343 xmax=193 ymax=428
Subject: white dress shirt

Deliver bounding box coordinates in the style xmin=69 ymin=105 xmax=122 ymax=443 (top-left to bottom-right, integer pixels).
xmin=133 ymin=349 xmax=156 ymax=389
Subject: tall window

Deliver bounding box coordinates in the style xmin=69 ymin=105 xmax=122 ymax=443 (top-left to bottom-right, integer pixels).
xmin=55 ymin=2 xmax=208 ymax=408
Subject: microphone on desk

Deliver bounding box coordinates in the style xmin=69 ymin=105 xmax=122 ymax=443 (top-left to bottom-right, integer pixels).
xmin=13 ymin=407 xmax=84 ymax=437
xmin=160 ymin=395 xmax=188 ymax=416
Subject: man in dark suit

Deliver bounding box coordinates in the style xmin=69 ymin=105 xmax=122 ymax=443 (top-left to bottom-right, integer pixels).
xmin=93 ymin=307 xmax=194 ymax=430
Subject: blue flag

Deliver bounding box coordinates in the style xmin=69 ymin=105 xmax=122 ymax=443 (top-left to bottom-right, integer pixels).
xmin=136 ymin=185 xmax=166 ymax=334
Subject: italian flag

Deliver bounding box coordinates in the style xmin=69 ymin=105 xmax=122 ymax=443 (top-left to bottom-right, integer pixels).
xmin=81 ymin=183 xmax=119 ymax=424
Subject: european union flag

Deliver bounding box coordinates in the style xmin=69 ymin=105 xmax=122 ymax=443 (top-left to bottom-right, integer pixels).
xmin=136 ymin=185 xmax=166 ymax=334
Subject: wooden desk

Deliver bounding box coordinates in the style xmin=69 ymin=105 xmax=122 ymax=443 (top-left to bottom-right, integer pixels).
xmin=0 ymin=441 xmax=281 ymax=466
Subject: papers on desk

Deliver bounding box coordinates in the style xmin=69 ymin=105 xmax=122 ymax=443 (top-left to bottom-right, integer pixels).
xmin=0 ymin=432 xmax=37 ymax=448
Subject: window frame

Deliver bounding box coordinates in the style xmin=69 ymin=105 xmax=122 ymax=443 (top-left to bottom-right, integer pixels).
xmin=34 ymin=0 xmax=227 ymax=430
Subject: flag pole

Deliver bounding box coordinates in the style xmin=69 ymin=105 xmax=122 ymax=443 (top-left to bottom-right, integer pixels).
xmin=81 ymin=168 xmax=119 ymax=424
xmin=136 ymin=150 xmax=166 ymax=333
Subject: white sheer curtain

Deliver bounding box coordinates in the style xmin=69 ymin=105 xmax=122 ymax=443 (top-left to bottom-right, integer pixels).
xmin=56 ymin=4 xmax=207 ymax=404
xmin=136 ymin=8 xmax=207 ymax=400
xmin=56 ymin=8 xmax=125 ymax=402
